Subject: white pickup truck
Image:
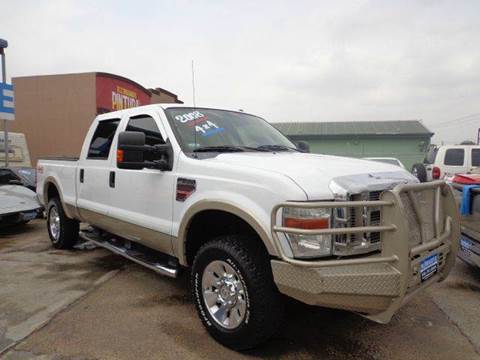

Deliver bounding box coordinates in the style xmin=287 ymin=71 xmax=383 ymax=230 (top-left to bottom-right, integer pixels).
xmin=37 ymin=104 xmax=460 ymax=350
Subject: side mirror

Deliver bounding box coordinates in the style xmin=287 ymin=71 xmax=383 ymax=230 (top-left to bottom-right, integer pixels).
xmin=117 ymin=131 xmax=146 ymax=170
xmin=117 ymin=131 xmax=174 ymax=171
xmin=296 ymin=141 xmax=310 ymax=153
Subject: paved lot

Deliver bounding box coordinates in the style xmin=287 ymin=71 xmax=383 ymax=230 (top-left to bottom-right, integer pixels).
xmin=1 ymin=220 xmax=480 ymax=359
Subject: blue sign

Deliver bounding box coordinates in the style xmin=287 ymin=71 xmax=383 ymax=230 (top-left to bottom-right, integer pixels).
xmin=0 ymin=82 xmax=14 ymax=120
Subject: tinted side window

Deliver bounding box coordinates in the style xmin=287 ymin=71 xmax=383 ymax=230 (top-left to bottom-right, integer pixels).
xmin=87 ymin=119 xmax=120 ymax=159
xmin=444 ymin=149 xmax=464 ymax=166
xmin=472 ymin=149 xmax=480 ymax=167
xmin=126 ymin=115 xmax=164 ymax=146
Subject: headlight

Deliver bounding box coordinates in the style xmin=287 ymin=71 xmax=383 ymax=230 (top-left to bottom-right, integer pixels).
xmin=282 ymin=207 xmax=332 ymax=258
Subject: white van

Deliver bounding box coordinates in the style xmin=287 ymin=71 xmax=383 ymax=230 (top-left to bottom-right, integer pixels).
xmin=0 ymin=132 xmax=32 ymax=167
xmin=412 ymin=144 xmax=480 ymax=182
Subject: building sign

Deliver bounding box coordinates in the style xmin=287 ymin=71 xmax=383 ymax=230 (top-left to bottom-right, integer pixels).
xmin=112 ymin=85 xmax=140 ymax=110
xmin=0 ymin=82 xmax=14 ymax=120
xmin=96 ymin=74 xmax=151 ymax=114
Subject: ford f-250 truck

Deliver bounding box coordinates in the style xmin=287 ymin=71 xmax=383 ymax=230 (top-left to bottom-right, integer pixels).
xmin=37 ymin=104 xmax=460 ymax=350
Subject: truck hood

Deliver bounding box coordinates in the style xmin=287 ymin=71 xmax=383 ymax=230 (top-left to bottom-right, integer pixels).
xmin=0 ymin=185 xmax=42 ymax=215
xmin=208 ymin=152 xmax=417 ymax=199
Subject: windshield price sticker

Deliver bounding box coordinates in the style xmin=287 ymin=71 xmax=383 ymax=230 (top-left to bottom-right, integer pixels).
xmin=175 ymin=111 xmax=209 ymax=127
xmin=195 ymin=120 xmax=225 ymax=137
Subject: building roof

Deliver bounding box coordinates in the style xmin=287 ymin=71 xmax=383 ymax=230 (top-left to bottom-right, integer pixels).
xmin=272 ymin=120 xmax=433 ymax=138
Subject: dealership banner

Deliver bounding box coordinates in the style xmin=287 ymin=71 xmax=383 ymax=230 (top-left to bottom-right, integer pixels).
xmin=0 ymin=82 xmax=14 ymax=120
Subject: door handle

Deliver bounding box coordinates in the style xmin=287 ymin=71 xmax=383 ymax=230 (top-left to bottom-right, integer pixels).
xmin=79 ymin=169 xmax=84 ymax=183
xmin=109 ymin=171 xmax=115 ymax=188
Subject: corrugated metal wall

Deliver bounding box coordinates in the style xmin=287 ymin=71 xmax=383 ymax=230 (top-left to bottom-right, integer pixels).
xmin=293 ymin=136 xmax=429 ymax=170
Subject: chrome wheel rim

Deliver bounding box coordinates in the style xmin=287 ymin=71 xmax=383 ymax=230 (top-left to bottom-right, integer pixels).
xmin=202 ymin=260 xmax=247 ymax=329
xmin=412 ymin=167 xmax=418 ymax=178
xmin=49 ymin=206 xmax=60 ymax=241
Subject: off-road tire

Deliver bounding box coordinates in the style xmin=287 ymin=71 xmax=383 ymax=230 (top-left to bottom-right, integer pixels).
xmin=46 ymin=197 xmax=79 ymax=249
xmin=411 ymin=163 xmax=427 ymax=182
xmin=191 ymin=235 xmax=284 ymax=350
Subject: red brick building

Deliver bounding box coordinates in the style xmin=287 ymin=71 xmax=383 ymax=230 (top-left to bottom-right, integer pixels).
xmin=5 ymin=72 xmax=182 ymax=165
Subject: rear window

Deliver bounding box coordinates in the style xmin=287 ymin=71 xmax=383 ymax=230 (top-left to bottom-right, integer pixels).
xmin=444 ymin=149 xmax=465 ymax=166
xmin=87 ymin=119 xmax=120 ymax=159
xmin=472 ymin=149 xmax=480 ymax=167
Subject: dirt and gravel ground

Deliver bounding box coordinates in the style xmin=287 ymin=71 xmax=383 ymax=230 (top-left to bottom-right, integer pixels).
xmin=1 ymin=219 xmax=480 ymax=360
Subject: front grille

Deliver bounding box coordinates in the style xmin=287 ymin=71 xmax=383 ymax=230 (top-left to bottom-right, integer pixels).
xmin=402 ymin=189 xmax=438 ymax=248
xmin=333 ymin=190 xmax=383 ymax=255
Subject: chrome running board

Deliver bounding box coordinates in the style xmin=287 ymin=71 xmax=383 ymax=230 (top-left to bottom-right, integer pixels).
xmin=79 ymin=230 xmax=178 ymax=278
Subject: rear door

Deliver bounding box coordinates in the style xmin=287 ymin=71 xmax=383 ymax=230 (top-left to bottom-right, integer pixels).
xmin=107 ymin=110 xmax=176 ymax=255
xmin=77 ymin=118 xmax=120 ymax=228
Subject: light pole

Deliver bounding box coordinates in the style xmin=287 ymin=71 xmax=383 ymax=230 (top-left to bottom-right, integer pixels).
xmin=0 ymin=38 xmax=8 ymax=166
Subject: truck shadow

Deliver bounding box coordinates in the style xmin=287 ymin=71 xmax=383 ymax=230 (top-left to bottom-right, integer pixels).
xmin=0 ymin=221 xmax=40 ymax=237
xmin=246 ymin=298 xmax=383 ymax=359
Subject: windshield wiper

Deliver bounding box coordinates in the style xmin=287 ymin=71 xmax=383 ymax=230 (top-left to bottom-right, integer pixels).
xmin=255 ymin=144 xmax=299 ymax=152
xmin=193 ymin=145 xmax=251 ymax=153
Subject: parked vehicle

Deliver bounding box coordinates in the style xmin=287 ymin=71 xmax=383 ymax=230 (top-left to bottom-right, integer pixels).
xmin=412 ymin=144 xmax=480 ymax=182
xmin=451 ymin=174 xmax=480 ymax=268
xmin=363 ymin=157 xmax=406 ymax=169
xmin=9 ymin=167 xmax=37 ymax=191
xmin=0 ymin=132 xmax=33 ymax=167
xmin=0 ymin=168 xmax=42 ymax=227
xmin=36 ymin=105 xmax=460 ymax=350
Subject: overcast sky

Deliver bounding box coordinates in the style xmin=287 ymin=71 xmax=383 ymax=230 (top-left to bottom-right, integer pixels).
xmin=1 ymin=0 xmax=479 ymax=144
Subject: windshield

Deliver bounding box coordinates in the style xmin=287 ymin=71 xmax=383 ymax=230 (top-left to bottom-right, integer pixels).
xmin=370 ymin=158 xmax=400 ymax=166
xmin=0 ymin=168 xmax=21 ymax=185
xmin=165 ymin=108 xmax=295 ymax=153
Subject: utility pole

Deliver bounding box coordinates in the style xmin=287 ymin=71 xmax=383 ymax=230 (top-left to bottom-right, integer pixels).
xmin=0 ymin=38 xmax=9 ymax=166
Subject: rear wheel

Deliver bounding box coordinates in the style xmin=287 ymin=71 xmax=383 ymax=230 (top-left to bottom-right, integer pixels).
xmin=191 ymin=235 xmax=284 ymax=350
xmin=412 ymin=163 xmax=427 ymax=182
xmin=47 ymin=197 xmax=79 ymax=249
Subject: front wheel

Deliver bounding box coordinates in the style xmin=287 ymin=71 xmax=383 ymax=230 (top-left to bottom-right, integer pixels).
xmin=191 ymin=235 xmax=284 ymax=350
xmin=47 ymin=197 xmax=79 ymax=249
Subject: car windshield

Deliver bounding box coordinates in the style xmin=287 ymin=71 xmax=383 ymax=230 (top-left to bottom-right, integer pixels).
xmin=370 ymin=159 xmax=400 ymax=166
xmin=165 ymin=108 xmax=295 ymax=153
xmin=0 ymin=168 xmax=21 ymax=185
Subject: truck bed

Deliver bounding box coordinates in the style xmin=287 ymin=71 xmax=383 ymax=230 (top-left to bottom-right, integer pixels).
xmin=36 ymin=158 xmax=79 ymax=210
xmin=39 ymin=156 xmax=79 ymax=161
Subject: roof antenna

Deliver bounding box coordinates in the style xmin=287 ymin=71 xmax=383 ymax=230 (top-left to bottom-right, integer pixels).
xmin=192 ymin=59 xmax=198 ymax=158
xmin=192 ymin=59 xmax=196 ymax=108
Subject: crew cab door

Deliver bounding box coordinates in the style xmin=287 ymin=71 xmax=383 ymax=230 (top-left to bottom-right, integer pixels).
xmin=77 ymin=118 xmax=120 ymax=228
xmin=108 ymin=111 xmax=176 ymax=255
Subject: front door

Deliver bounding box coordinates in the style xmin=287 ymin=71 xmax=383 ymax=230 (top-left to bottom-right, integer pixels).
xmin=108 ymin=111 xmax=176 ymax=255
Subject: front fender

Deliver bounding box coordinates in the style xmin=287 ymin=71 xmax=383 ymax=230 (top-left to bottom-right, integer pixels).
xmin=175 ymin=195 xmax=277 ymax=266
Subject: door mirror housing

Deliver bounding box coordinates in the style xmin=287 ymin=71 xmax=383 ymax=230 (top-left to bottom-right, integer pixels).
xmin=117 ymin=131 xmax=146 ymax=170
xmin=117 ymin=131 xmax=173 ymax=171
xmin=296 ymin=141 xmax=310 ymax=153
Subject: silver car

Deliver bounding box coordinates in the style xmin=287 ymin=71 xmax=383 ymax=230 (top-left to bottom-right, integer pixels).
xmin=0 ymin=168 xmax=42 ymax=227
